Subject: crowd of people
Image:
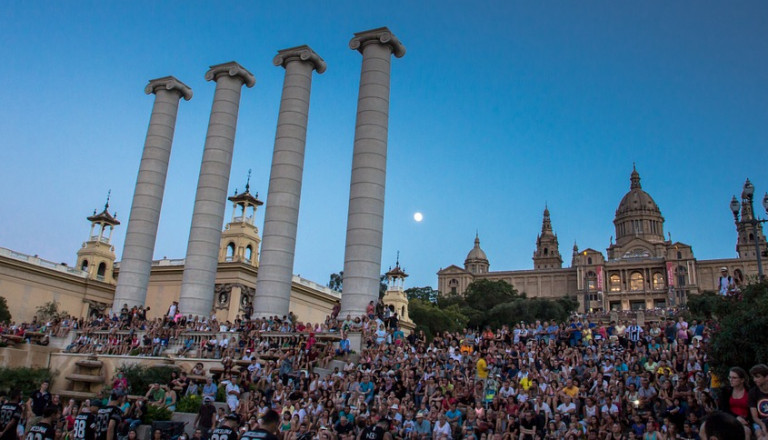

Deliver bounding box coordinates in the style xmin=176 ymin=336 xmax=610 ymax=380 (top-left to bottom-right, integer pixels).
xmin=1 ymin=299 xmax=767 ymax=440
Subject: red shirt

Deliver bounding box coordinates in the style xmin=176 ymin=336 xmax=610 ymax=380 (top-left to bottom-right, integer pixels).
xmin=730 ymin=391 xmax=750 ymax=418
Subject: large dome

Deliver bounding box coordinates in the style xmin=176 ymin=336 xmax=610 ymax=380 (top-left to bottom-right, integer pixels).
xmin=466 ymin=235 xmax=488 ymax=261
xmin=614 ymin=167 xmax=665 ymax=243
xmin=616 ymin=169 xmax=661 ymax=216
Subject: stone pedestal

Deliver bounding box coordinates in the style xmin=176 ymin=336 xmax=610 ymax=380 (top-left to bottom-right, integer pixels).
xmin=254 ymin=46 xmax=326 ymax=318
xmin=113 ymin=77 xmax=192 ymax=310
xmin=179 ymin=62 xmax=255 ymax=317
xmin=340 ymin=28 xmax=406 ymax=318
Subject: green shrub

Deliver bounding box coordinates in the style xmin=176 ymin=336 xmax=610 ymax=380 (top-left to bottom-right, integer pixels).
xmin=175 ymin=394 xmax=202 ymax=413
xmin=216 ymin=384 xmax=227 ymax=402
xmin=142 ymin=404 xmax=173 ymax=424
xmin=0 ymin=367 xmax=53 ymax=396
xmin=117 ymin=364 xmax=179 ymax=395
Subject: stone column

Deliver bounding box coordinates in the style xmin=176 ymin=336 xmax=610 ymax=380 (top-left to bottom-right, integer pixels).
xmin=179 ymin=62 xmax=255 ymax=317
xmin=340 ymin=28 xmax=406 ymax=319
xmin=253 ymin=46 xmax=326 ymax=318
xmin=113 ymin=77 xmax=192 ymax=310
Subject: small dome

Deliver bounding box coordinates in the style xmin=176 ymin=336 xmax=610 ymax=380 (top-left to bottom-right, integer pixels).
xmin=465 ymin=234 xmax=488 ymax=262
xmin=615 ymin=168 xmax=661 ymax=218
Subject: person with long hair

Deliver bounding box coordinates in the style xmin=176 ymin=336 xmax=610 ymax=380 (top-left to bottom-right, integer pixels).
xmin=719 ymin=367 xmax=753 ymax=440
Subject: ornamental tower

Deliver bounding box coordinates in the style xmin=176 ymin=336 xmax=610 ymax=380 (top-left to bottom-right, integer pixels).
xmin=533 ymin=206 xmax=563 ymax=269
xmin=76 ymin=193 xmax=120 ymax=284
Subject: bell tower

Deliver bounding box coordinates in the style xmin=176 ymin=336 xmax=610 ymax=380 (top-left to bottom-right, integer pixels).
xmin=533 ymin=206 xmax=563 ymax=269
xmin=219 ymin=172 xmax=263 ymax=266
xmin=732 ymin=179 xmax=768 ymax=259
xmin=76 ymin=192 xmax=120 ymax=284
xmin=382 ymin=253 xmax=413 ymax=325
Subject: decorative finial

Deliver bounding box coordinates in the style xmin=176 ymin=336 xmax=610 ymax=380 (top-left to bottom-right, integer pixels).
xmin=245 ymin=169 xmax=252 ymax=193
xmin=105 ymin=189 xmax=111 ymax=210
xmin=396 ymin=250 xmax=400 ymax=266
xmin=633 ymin=162 xmax=636 ymax=171
xmin=234 ymin=188 xmax=238 ymax=195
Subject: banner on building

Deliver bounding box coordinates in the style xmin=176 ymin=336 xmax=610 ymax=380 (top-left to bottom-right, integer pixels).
xmin=596 ymin=266 xmax=604 ymax=292
xmin=666 ymin=261 xmax=676 ymax=287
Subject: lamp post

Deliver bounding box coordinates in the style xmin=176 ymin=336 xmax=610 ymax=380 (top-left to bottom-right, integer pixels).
xmin=730 ymin=180 xmax=768 ymax=281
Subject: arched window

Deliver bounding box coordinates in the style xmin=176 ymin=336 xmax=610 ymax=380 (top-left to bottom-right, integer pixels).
xmin=587 ymin=257 xmax=593 ymax=265
xmin=226 ymin=243 xmax=235 ymax=261
xmin=677 ymin=251 xmax=682 ymax=260
xmin=749 ymin=233 xmax=755 ymax=242
xmin=676 ymin=265 xmax=687 ymax=287
xmin=544 ymin=248 xmax=549 ymax=256
xmin=449 ymin=279 xmax=459 ymax=295
xmin=586 ymin=271 xmax=597 ymax=290
xmin=97 ymin=262 xmax=107 ymax=280
xmin=609 ymin=274 xmax=621 ymax=292
xmin=652 ymin=273 xmax=665 ymax=290
xmin=630 ymin=272 xmax=644 ymax=291
xmin=245 ymin=245 xmax=253 ymax=262
xmin=81 ymin=260 xmax=89 ymax=271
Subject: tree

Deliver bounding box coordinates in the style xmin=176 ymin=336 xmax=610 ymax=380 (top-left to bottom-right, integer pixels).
xmin=705 ymin=282 xmax=768 ymax=379
xmin=328 ymin=271 xmax=343 ymax=292
xmin=405 ymin=286 xmax=439 ymax=303
xmin=0 ymin=296 xmax=11 ymax=323
xmin=408 ymin=299 xmax=468 ymax=340
xmin=35 ymin=301 xmax=68 ymax=322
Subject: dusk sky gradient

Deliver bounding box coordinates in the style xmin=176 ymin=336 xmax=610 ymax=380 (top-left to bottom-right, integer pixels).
xmin=1 ymin=1 xmax=767 ymax=290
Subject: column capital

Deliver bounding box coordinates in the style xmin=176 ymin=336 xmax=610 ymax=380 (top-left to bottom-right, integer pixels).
xmin=205 ymin=61 xmax=256 ymax=88
xmin=144 ymin=76 xmax=193 ymax=101
xmin=273 ymin=45 xmax=327 ymax=74
xmin=350 ymin=27 xmax=406 ymax=58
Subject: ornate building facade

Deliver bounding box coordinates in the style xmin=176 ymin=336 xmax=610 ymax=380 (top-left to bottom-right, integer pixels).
xmin=438 ymin=168 xmax=768 ymax=311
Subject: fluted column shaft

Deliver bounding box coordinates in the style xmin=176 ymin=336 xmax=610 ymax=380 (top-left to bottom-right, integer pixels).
xmin=253 ymin=46 xmax=326 ymax=318
xmin=340 ymin=28 xmax=406 ymax=319
xmin=113 ymin=77 xmax=192 ymax=310
xmin=180 ymin=62 xmax=255 ymax=317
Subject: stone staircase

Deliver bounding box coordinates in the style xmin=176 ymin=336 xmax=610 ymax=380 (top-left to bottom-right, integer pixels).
xmin=313 ymin=354 xmax=360 ymax=378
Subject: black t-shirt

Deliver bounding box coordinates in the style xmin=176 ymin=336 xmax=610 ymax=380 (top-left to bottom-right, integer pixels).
xmin=241 ymin=428 xmax=279 ymax=440
xmin=749 ymin=387 xmax=768 ymax=422
xmin=360 ymin=425 xmax=386 ymax=440
xmin=335 ymin=421 xmax=355 ymax=435
xmin=25 ymin=422 xmax=56 ymax=440
xmin=30 ymin=390 xmax=51 ymax=417
xmin=197 ymin=404 xmax=217 ymax=429
xmin=73 ymin=413 xmax=97 ymax=440
xmin=0 ymin=402 xmax=23 ymax=440
xmin=96 ymin=405 xmax=122 ymax=440
xmin=210 ymin=426 xmax=238 ymax=440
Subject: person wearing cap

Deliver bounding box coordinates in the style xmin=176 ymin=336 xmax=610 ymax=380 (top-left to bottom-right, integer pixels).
xmin=194 ymin=395 xmax=216 ymax=439
xmin=210 ymin=413 xmax=239 ymax=440
xmin=413 ymin=411 xmax=431 ymax=440
xmin=719 ymin=267 xmax=736 ymax=296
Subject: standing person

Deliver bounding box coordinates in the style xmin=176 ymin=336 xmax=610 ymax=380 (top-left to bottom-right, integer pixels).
xmin=719 ymin=267 xmax=736 ymax=296
xmin=194 ymin=396 xmax=216 ymax=440
xmin=241 ymin=409 xmax=280 ymax=440
xmin=626 ymin=320 xmax=644 ymax=348
xmin=25 ymin=405 xmax=59 ymax=440
xmin=26 ymin=380 xmax=51 ymax=433
xmin=0 ymin=389 xmax=23 ymax=440
xmin=96 ymin=391 xmax=124 ymax=440
xmin=72 ymin=402 xmax=97 ymax=440
xmin=749 ymin=364 xmax=768 ymax=438
xmin=210 ymin=414 xmax=239 ymax=440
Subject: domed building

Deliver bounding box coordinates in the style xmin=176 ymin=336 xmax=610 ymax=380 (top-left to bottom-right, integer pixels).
xmin=438 ymin=167 xmax=768 ymax=311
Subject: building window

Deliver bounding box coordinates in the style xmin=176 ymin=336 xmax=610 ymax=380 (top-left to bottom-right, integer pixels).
xmin=677 ymin=251 xmax=682 ymax=260
xmin=652 ymin=272 xmax=665 ymax=290
xmin=81 ymin=260 xmax=89 ymax=271
xmin=630 ymin=272 xmax=644 ymax=291
xmin=97 ymin=262 xmax=107 ymax=280
xmin=226 ymin=243 xmax=235 ymax=261
xmin=587 ymin=271 xmax=597 ymax=290
xmin=245 ymin=245 xmax=253 ymax=262
xmin=609 ymin=274 xmax=621 ymax=292
xmin=610 ymin=301 xmax=622 ymax=311
xmin=544 ymin=248 xmax=548 ymax=255
xmin=676 ymin=266 xmax=687 ymax=287
xmin=448 ymin=279 xmax=458 ymax=295
xmin=587 ymin=257 xmax=593 ymax=265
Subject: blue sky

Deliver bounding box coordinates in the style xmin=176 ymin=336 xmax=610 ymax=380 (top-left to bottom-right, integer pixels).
xmin=1 ymin=1 xmax=767 ymax=290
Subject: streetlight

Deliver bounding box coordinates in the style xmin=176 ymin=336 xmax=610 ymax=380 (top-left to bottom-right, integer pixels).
xmin=583 ymin=251 xmax=590 ymax=314
xmin=730 ymin=179 xmax=768 ymax=281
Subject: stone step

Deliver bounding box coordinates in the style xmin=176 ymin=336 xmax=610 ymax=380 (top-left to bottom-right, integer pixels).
xmin=328 ymin=359 xmax=347 ymax=371
xmin=67 ymin=374 xmax=105 ymax=383
xmin=313 ymin=367 xmax=332 ymax=379
xmin=58 ymin=390 xmax=98 ymax=400
xmin=76 ymin=359 xmax=104 ymax=369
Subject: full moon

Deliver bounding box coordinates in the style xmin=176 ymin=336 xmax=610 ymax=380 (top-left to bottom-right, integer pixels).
xmin=413 ymin=212 xmax=424 ymax=222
